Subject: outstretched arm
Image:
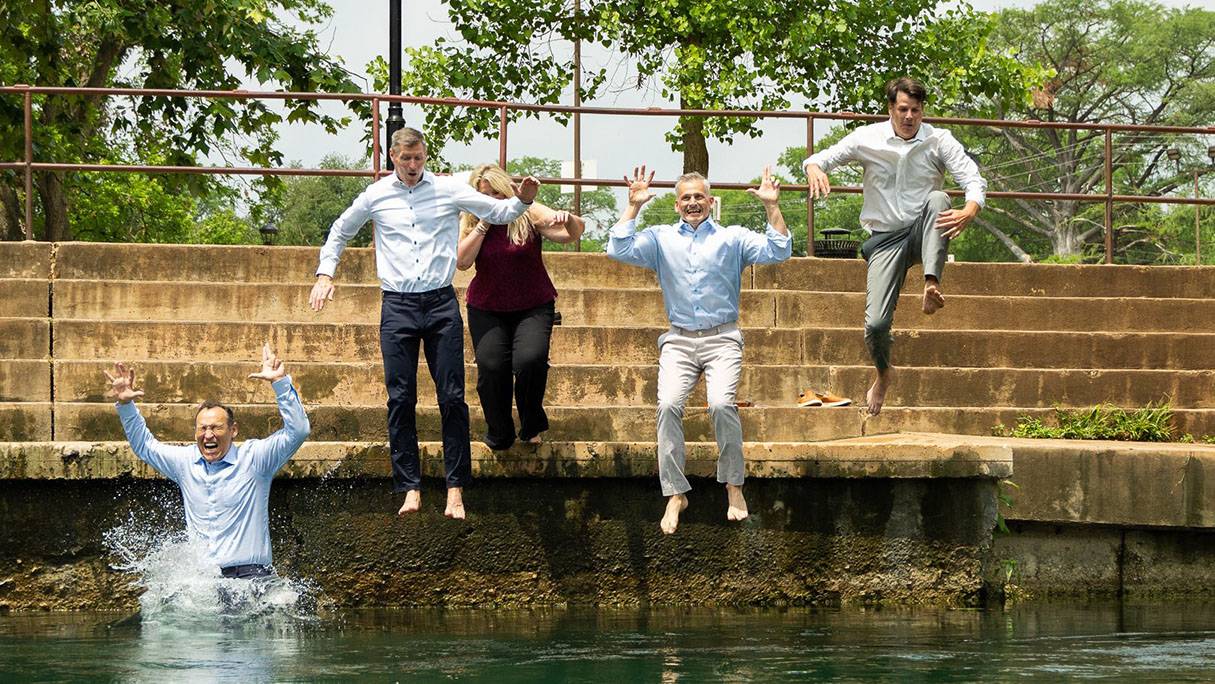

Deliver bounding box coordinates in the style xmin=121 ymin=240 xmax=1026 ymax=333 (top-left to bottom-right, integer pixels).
xmin=935 ymin=131 xmax=986 ymax=239
xmin=531 ymin=204 xmax=586 ymax=244
xmin=247 ymin=343 xmax=310 ymax=475
xmin=606 ymin=165 xmax=660 ymax=268
xmin=741 ymin=166 xmax=794 ymax=264
xmin=106 ymin=362 xmax=184 ymax=482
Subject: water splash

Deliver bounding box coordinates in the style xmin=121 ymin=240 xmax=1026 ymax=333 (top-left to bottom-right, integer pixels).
xmin=103 ymin=513 xmax=318 ymax=626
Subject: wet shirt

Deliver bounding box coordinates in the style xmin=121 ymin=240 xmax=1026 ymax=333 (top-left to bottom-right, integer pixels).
xmin=607 ymin=217 xmax=792 ymax=330
xmin=115 ymin=377 xmax=310 ymax=568
xmin=317 ymin=171 xmax=531 ymax=293
xmin=803 ymin=120 xmax=986 ymax=233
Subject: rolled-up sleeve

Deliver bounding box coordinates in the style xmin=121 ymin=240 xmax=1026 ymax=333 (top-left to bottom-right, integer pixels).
xmin=250 ymin=376 xmax=311 ymax=476
xmin=606 ymin=219 xmax=659 ymax=270
xmin=739 ymin=224 xmax=793 ymax=265
xmin=316 ymin=188 xmax=372 ymax=278
xmin=938 ymin=130 xmax=987 ymax=208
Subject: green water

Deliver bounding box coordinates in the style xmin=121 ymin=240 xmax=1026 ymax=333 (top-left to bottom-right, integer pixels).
xmin=3 ymin=603 xmax=1215 ymax=682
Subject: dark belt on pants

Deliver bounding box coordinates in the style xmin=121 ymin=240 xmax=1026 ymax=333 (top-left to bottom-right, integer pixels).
xmin=221 ymin=563 xmax=272 ymax=579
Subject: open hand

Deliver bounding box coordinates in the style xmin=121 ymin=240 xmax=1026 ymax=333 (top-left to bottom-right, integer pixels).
xmin=746 ymin=166 xmax=781 ymax=205
xmin=806 ymin=163 xmax=831 ymax=199
xmin=248 ymin=343 xmax=286 ymax=383
xmin=104 ymin=362 xmax=144 ymax=404
xmin=935 ymin=205 xmax=977 ymax=240
xmin=516 ymin=176 xmax=541 ymax=203
xmin=625 ymin=165 xmax=656 ymax=207
xmin=309 ymin=275 xmax=335 ymax=312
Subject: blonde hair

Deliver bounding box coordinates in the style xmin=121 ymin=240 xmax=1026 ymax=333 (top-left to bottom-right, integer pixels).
xmin=459 ymin=164 xmax=536 ymax=246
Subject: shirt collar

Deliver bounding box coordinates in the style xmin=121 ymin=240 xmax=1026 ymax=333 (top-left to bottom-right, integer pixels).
xmin=886 ymin=120 xmax=928 ymax=144
xmin=678 ymin=216 xmax=718 ymax=234
xmin=393 ymin=170 xmax=434 ymax=189
xmin=197 ymin=445 xmax=238 ymax=468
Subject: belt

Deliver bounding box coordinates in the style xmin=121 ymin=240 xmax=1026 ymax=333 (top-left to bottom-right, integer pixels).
xmin=220 ymin=563 xmax=272 ymax=579
xmin=669 ymin=321 xmax=738 ymax=338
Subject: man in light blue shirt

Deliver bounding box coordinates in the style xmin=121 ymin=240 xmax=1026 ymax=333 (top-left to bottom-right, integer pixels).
xmin=106 ymin=344 xmax=310 ymax=578
xmin=309 ymin=127 xmax=539 ymax=520
xmin=608 ymin=165 xmax=792 ymax=534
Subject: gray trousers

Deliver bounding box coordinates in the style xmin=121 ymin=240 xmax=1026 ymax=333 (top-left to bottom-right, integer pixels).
xmin=656 ymin=325 xmax=745 ymax=497
xmin=861 ymin=191 xmax=952 ymax=371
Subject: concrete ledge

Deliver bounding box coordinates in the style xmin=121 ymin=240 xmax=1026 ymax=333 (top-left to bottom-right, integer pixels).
xmin=0 ymin=318 xmax=50 ymax=360
xmin=0 ymin=360 xmax=51 ymax=402
xmin=988 ymin=435 xmax=1215 ymax=529
xmin=0 ymin=242 xmax=52 ymax=279
xmin=0 ymin=434 xmax=1011 ymax=481
xmin=0 ymin=403 xmax=52 ymax=441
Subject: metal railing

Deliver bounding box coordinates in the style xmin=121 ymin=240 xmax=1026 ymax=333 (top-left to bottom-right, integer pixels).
xmin=3 ymin=84 xmax=1213 ymax=262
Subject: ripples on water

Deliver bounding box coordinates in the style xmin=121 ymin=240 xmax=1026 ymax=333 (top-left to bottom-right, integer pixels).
xmin=2 ymin=518 xmax=1214 ymax=681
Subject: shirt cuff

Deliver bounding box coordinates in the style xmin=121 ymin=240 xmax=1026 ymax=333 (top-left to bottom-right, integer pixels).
xmin=315 ymin=261 xmax=337 ymax=278
xmin=271 ymin=376 xmax=295 ymax=398
xmin=609 ymin=219 xmax=637 ymax=239
xmin=965 ymin=189 xmax=986 ymax=210
xmin=765 ymin=223 xmax=793 ymax=245
xmin=803 ymin=155 xmax=828 ymax=172
xmin=115 ymin=400 xmax=140 ymax=417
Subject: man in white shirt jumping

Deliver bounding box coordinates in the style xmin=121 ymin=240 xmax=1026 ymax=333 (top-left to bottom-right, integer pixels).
xmin=803 ymin=76 xmax=987 ymax=416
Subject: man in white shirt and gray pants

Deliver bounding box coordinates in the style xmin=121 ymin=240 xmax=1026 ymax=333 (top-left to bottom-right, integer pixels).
xmin=803 ymin=76 xmax=987 ymax=416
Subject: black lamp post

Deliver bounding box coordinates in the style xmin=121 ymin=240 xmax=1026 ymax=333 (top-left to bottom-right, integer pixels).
xmin=385 ymin=0 xmax=404 ymax=170
xmin=259 ymin=222 xmax=279 ymax=246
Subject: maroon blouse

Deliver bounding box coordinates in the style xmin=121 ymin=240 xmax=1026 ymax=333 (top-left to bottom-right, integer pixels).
xmin=465 ymin=224 xmax=558 ymax=312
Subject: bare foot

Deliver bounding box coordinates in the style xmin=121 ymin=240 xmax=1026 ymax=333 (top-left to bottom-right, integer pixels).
xmin=660 ymin=494 xmax=688 ymax=535
xmin=444 ymin=487 xmax=466 ymax=520
xmin=397 ymin=489 xmax=421 ymax=516
xmin=923 ymin=279 xmax=945 ymax=314
xmin=526 ymin=435 xmax=542 ymax=446
xmin=726 ymin=484 xmax=749 ymax=522
xmin=866 ymin=368 xmax=893 ymax=416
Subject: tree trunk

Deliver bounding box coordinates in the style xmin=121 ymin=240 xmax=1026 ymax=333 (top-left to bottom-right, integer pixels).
xmin=975 ymin=218 xmax=1035 ymax=263
xmin=0 ymin=183 xmax=23 ymax=241
xmin=36 ymin=171 xmax=69 ymax=242
xmin=679 ymin=95 xmax=709 ymax=176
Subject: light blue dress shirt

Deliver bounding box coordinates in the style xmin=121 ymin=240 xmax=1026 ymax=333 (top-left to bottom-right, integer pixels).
xmin=317 ymin=170 xmax=530 ymax=293
xmin=608 ymin=217 xmax=792 ymax=330
xmin=115 ymin=376 xmax=310 ymax=568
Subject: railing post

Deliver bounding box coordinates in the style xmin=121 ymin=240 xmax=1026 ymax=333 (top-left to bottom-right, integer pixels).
xmin=1196 ymin=169 xmax=1203 ymax=264
xmin=1104 ymin=128 xmax=1113 ymax=264
xmin=572 ymin=0 xmax=582 ymax=252
xmin=498 ymin=106 xmax=508 ymax=169
xmin=22 ymin=85 xmax=33 ymax=241
xmin=371 ymin=97 xmax=382 ymax=179
xmin=806 ymin=115 xmax=815 ymax=257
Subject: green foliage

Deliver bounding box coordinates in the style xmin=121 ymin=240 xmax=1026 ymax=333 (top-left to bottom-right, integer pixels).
xmin=378 ymin=0 xmax=1040 ymax=171
xmin=0 ymin=0 xmax=366 ymax=242
xmin=955 ymin=0 xmax=1215 ymax=262
xmin=994 ymin=403 xmax=1181 ymax=442
xmin=270 ymin=154 xmax=373 ymax=247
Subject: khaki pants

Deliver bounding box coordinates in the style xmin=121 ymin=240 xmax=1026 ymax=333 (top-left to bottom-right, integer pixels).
xmin=655 ymin=323 xmax=745 ymax=496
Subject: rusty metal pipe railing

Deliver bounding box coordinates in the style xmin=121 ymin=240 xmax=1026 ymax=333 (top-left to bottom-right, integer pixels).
xmin=4 ymin=84 xmax=1212 ymax=261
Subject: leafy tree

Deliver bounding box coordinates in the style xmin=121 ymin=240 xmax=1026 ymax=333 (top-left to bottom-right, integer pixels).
xmin=374 ymin=0 xmax=1042 ymax=176
xmin=955 ymin=0 xmax=1215 ymax=262
xmin=0 ymin=1 xmax=366 ymax=242
xmin=271 ymin=154 xmax=373 ymax=247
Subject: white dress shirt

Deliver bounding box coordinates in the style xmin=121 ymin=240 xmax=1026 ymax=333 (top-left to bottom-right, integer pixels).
xmin=607 ymin=217 xmax=792 ymax=330
xmin=317 ymin=170 xmax=530 ymax=293
xmin=115 ymin=377 xmax=310 ymax=568
xmin=804 ymin=121 xmax=986 ymax=233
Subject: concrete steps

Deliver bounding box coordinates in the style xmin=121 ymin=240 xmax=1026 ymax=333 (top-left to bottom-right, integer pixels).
xmin=51 ymin=280 xmax=1215 ymax=332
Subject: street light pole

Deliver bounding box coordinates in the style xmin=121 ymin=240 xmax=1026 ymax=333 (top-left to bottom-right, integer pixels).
xmin=386 ymin=0 xmax=404 ymax=170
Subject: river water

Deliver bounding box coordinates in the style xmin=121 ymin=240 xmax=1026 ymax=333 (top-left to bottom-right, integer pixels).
xmin=3 ymin=602 xmax=1215 ymax=682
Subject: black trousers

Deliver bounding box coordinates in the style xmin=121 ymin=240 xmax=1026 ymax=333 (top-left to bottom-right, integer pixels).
xmin=466 ymin=301 xmax=555 ymax=450
xmin=380 ymin=286 xmax=471 ymax=492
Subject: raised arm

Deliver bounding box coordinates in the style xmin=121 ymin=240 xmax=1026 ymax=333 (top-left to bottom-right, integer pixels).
xmin=606 ymin=165 xmax=659 ymax=268
xmin=246 ymin=343 xmax=310 ymax=476
xmin=106 ymin=362 xmax=184 ymax=482
xmin=741 ymin=166 xmax=793 ymax=264
xmin=451 ymin=176 xmax=540 ymax=226
xmin=802 ymin=129 xmax=861 ymax=199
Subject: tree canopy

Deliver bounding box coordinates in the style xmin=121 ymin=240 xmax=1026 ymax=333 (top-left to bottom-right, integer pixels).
xmin=0 ymin=0 xmax=366 ymax=241
xmin=377 ymin=0 xmax=1043 ymax=176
